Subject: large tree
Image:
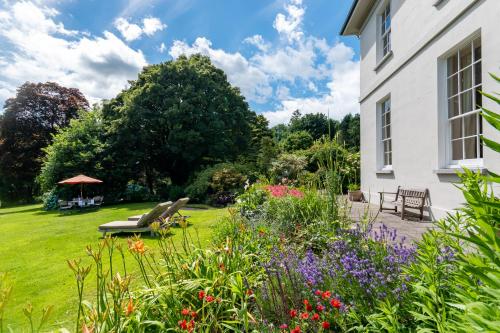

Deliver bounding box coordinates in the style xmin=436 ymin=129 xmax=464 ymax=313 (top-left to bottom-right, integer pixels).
xmin=101 ymin=54 xmax=257 ymax=190
xmin=289 ymin=112 xmax=338 ymax=140
xmin=0 ymin=82 xmax=88 ymax=203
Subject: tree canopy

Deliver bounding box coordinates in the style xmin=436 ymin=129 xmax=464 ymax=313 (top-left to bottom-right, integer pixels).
xmin=0 ymin=82 xmax=88 ymax=203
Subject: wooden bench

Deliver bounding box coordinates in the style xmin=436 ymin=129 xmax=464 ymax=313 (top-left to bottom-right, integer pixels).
xmin=379 ymin=186 xmax=428 ymax=220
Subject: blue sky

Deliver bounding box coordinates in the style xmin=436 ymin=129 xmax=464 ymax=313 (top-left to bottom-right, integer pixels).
xmin=0 ymin=0 xmax=359 ymax=125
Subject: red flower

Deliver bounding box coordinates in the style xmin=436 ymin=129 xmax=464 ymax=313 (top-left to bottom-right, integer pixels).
xmin=322 ymin=321 xmax=330 ymax=329
xmin=187 ymin=320 xmax=195 ymax=332
xmin=303 ymin=299 xmax=309 ymax=305
xmin=205 ymin=295 xmax=215 ymax=303
xmin=279 ymin=324 xmax=288 ymax=329
xmin=291 ymin=326 xmax=301 ymax=333
xmin=181 ymin=308 xmax=190 ymax=316
xmin=316 ymin=304 xmax=325 ymax=312
xmin=322 ymin=291 xmax=331 ymax=300
xmin=315 ymin=290 xmax=322 ymax=296
xmin=190 ymin=311 xmax=197 ymax=318
xmin=312 ymin=313 xmax=320 ymax=321
xmin=330 ymin=298 xmax=341 ymax=309
xmin=306 ymin=304 xmax=313 ymax=312
xmin=290 ymin=309 xmax=298 ymax=318
xmin=198 ymin=290 xmax=205 ymax=300
xmin=300 ymin=312 xmax=309 ymax=320
xmin=246 ymin=289 xmax=253 ymax=296
xmin=178 ymin=319 xmax=188 ymax=330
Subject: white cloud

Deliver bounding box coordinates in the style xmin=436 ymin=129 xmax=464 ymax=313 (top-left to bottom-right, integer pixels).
xmin=0 ymin=1 xmax=147 ymax=105
xmin=158 ymin=42 xmax=166 ymax=53
xmin=114 ymin=17 xmax=143 ymax=42
xmin=262 ymin=56 xmax=360 ymax=126
xmin=273 ymin=0 xmax=305 ymax=42
xmin=113 ymin=16 xmax=166 ymax=42
xmin=244 ymin=34 xmax=270 ymax=52
xmin=169 ymin=37 xmax=272 ymax=103
xmin=142 ymin=17 xmax=166 ymax=36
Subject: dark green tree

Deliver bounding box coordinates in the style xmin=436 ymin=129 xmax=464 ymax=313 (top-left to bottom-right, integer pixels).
xmin=282 ymin=130 xmax=314 ymax=152
xmin=101 ymin=54 xmax=257 ymax=191
xmin=338 ymin=113 xmax=360 ymax=151
xmin=290 ymin=112 xmax=337 ymax=140
xmin=37 ymin=108 xmax=125 ymax=199
xmin=257 ymin=136 xmax=279 ymax=174
xmin=0 ymin=82 xmax=88 ymax=203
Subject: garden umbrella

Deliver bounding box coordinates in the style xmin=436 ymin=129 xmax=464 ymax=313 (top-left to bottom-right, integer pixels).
xmin=58 ymin=174 xmax=103 ymax=198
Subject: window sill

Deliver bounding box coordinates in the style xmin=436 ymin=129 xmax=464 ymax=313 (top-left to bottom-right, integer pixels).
xmin=433 ymin=167 xmax=488 ymax=175
xmin=376 ymin=169 xmax=394 ymax=175
xmin=374 ymin=51 xmax=393 ymax=72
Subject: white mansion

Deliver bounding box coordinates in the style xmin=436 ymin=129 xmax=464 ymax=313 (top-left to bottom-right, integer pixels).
xmin=341 ymin=0 xmax=500 ymax=218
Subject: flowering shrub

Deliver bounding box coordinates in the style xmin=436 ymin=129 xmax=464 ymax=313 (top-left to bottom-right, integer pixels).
xmin=257 ymin=224 xmax=415 ymax=330
xmin=265 ymin=185 xmax=304 ymax=198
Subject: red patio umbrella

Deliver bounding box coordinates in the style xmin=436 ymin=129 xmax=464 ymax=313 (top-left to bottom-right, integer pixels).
xmin=58 ymin=174 xmax=103 ymax=198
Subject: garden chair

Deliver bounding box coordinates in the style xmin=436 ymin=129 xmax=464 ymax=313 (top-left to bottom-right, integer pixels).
xmin=98 ymin=201 xmax=172 ymax=236
xmin=58 ymin=200 xmax=73 ymax=211
xmin=379 ymin=187 xmax=429 ymax=220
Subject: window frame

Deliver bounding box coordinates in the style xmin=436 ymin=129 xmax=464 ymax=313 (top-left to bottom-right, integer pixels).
xmin=380 ymin=97 xmax=392 ymax=169
xmin=380 ymin=2 xmax=391 ymax=58
xmin=445 ymin=36 xmax=482 ymax=167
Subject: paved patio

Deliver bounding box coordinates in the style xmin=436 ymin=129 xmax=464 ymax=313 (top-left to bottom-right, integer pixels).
xmin=348 ymin=200 xmax=436 ymax=244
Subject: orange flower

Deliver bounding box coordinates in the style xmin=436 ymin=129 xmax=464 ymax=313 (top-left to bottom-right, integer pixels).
xmin=181 ymin=308 xmax=190 ymax=316
xmin=125 ymin=298 xmax=134 ymax=316
xmin=300 ymin=312 xmax=309 ymax=320
xmin=81 ymin=323 xmax=94 ymax=333
xmin=322 ymin=291 xmax=331 ymax=300
xmin=128 ymin=239 xmax=145 ymax=254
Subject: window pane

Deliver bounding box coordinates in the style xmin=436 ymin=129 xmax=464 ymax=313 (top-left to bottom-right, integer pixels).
xmin=475 ymin=86 xmax=482 ymax=109
xmin=460 ymin=90 xmax=473 ymax=114
xmin=386 ymin=125 xmax=391 ymax=139
xmin=464 ymin=137 xmax=477 ymax=159
xmin=447 ymin=54 xmax=458 ymax=75
xmin=385 ymin=110 xmax=391 ymax=124
xmin=448 ymin=96 xmax=459 ymax=118
xmin=474 ymin=61 xmax=482 ymax=85
xmin=473 ymin=37 xmax=481 ymax=60
xmin=384 ymin=140 xmax=390 ymax=153
xmin=388 ymin=153 xmax=392 ymax=166
xmin=459 ymin=43 xmax=472 ymax=69
xmin=463 ymin=113 xmax=477 ymax=137
xmin=382 ymin=126 xmax=387 ymax=139
xmin=447 ymin=74 xmax=458 ymax=97
xmin=452 ymin=139 xmax=463 ymax=160
xmin=384 ymin=153 xmax=390 ymax=166
xmin=460 ymin=66 xmax=472 ymax=90
xmin=451 ymin=118 xmax=462 ymax=139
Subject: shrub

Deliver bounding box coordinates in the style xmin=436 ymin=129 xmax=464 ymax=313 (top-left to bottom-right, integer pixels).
xmin=185 ymin=163 xmax=248 ymax=204
xmin=124 ymin=182 xmax=150 ymax=202
xmin=41 ymin=188 xmax=59 ymax=211
xmin=270 ymin=153 xmax=307 ymax=184
xmin=282 ymin=130 xmax=314 ymax=152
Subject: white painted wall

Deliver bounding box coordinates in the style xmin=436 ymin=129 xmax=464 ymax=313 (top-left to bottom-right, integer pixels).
xmin=358 ymin=0 xmax=500 ymax=219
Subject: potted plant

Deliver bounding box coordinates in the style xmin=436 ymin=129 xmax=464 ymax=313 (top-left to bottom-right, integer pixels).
xmin=348 ymin=184 xmax=363 ymax=202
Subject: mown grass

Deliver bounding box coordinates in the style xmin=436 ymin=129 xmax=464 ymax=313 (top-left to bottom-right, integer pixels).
xmin=0 ymin=202 xmax=227 ymax=331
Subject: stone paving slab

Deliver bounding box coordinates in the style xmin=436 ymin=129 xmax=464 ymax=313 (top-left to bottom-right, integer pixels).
xmin=349 ymin=201 xmax=436 ymax=244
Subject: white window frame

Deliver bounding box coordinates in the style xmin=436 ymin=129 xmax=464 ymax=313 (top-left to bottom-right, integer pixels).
xmin=445 ymin=36 xmax=482 ymax=167
xmin=380 ymin=2 xmax=391 ymax=58
xmin=380 ymin=97 xmax=392 ymax=169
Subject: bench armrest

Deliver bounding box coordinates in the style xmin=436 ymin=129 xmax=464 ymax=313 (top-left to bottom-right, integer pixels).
xmin=400 ymin=194 xmax=425 ymax=199
xmin=378 ymin=191 xmax=397 ymax=195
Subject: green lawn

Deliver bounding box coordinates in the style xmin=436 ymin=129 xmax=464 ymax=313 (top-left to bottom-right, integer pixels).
xmin=0 ymin=202 xmax=227 ymax=331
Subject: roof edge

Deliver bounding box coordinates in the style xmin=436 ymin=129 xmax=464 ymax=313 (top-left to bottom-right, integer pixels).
xmin=340 ymin=0 xmax=359 ymax=36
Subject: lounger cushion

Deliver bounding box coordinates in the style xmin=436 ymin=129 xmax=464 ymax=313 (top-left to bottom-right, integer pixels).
xmin=99 ymin=221 xmax=141 ymax=230
xmin=136 ymin=201 xmax=172 ymax=227
xmin=128 ymin=214 xmax=144 ymax=221
xmin=160 ymin=198 xmax=190 ymax=219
